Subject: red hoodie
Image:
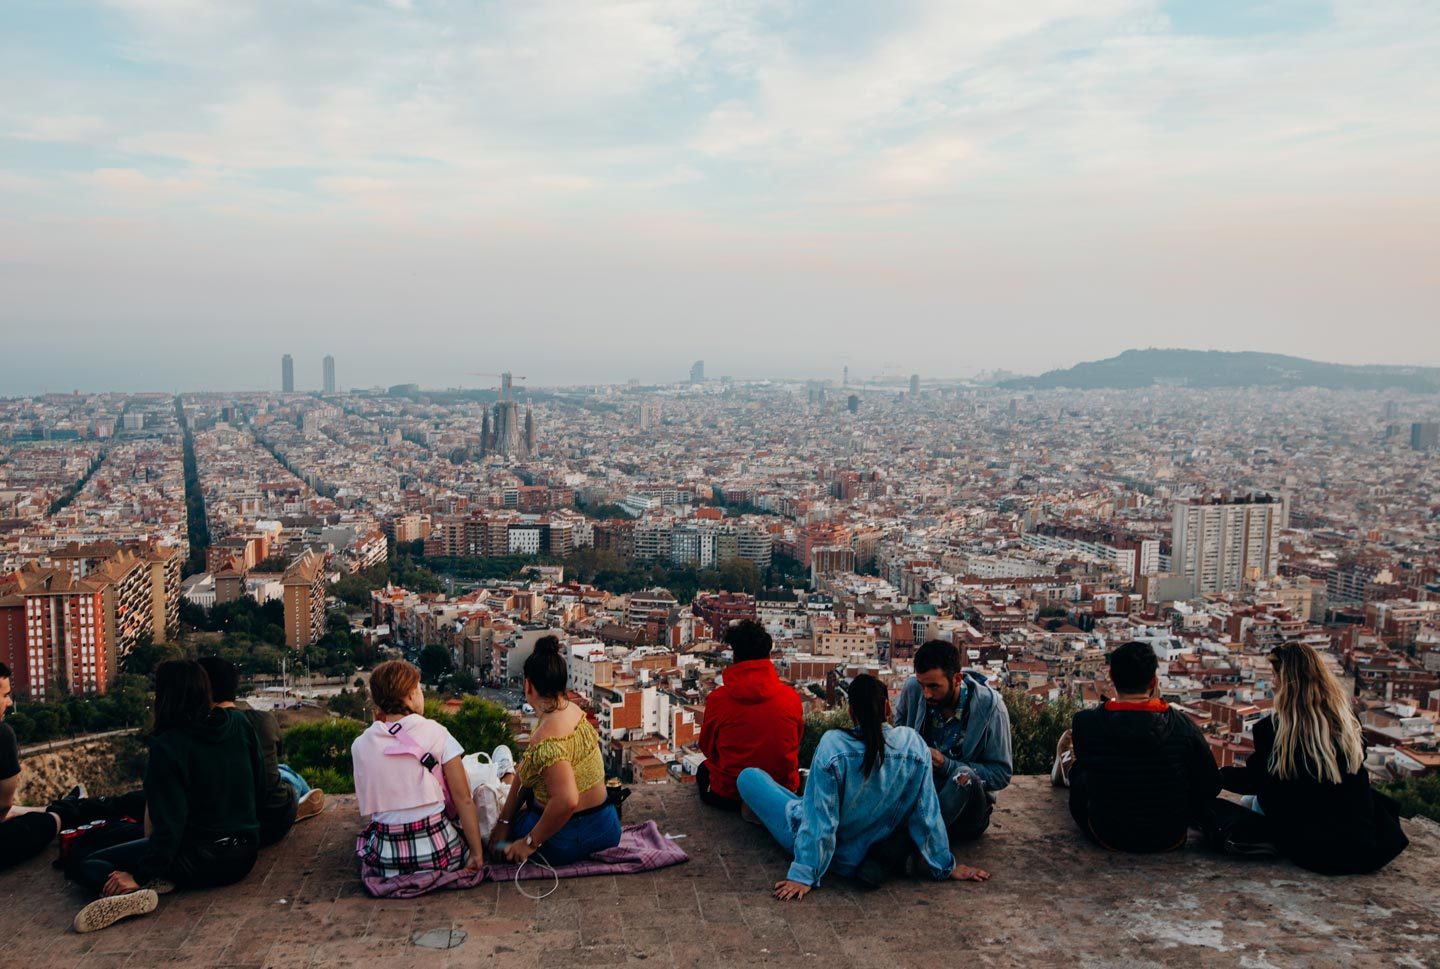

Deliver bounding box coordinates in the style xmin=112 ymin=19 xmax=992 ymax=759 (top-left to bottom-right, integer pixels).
xmin=698 ymin=659 xmax=804 ymax=801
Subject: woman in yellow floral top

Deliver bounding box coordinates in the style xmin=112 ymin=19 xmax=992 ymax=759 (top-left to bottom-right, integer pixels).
xmin=490 ymin=637 xmax=621 ymax=865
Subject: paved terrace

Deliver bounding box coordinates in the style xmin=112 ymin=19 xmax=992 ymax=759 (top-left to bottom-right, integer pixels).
xmin=4 ymin=777 xmax=1439 ymax=969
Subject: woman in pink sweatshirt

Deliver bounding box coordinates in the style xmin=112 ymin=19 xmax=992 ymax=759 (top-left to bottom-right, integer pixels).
xmin=351 ymin=661 xmax=484 ymax=877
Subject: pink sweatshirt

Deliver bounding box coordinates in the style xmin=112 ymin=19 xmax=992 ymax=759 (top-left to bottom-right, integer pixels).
xmin=351 ymin=715 xmax=452 ymax=818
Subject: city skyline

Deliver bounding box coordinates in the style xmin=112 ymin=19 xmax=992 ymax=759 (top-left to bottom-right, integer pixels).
xmin=3 ymin=0 xmax=1439 ymax=395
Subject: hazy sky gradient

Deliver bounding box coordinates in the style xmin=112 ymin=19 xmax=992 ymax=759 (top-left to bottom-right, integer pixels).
xmin=2 ymin=0 xmax=1438 ymax=393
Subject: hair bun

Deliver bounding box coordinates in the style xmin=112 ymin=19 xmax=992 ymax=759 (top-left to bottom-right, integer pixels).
xmin=534 ymin=635 xmax=562 ymax=656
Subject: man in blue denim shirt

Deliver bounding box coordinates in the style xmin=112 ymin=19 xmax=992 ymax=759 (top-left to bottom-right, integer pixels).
xmin=894 ymin=640 xmax=1013 ymax=841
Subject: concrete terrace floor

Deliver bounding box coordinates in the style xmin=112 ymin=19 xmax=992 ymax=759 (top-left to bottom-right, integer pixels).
xmin=3 ymin=776 xmax=1439 ymax=969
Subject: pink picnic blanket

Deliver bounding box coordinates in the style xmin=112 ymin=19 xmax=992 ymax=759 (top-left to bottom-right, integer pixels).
xmin=360 ymin=820 xmax=688 ymax=898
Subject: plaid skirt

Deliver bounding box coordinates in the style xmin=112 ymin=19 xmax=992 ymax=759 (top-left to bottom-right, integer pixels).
xmin=356 ymin=812 xmax=467 ymax=878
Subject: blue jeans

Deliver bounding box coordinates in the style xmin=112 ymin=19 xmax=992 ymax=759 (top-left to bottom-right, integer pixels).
xmin=278 ymin=764 xmax=311 ymax=799
xmin=736 ymin=767 xmax=799 ymax=856
xmin=511 ymin=803 xmax=621 ymax=866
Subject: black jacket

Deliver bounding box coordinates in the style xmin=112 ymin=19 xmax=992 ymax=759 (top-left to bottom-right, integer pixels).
xmin=1221 ymin=715 xmax=1408 ymax=875
xmin=1069 ymin=701 xmax=1221 ymax=852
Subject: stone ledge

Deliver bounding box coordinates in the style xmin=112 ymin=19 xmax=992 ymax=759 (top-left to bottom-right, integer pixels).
xmin=2 ymin=776 xmax=1437 ymax=968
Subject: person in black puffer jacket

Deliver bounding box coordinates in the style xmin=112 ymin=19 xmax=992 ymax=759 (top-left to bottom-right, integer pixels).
xmin=1063 ymin=641 xmax=1220 ymax=853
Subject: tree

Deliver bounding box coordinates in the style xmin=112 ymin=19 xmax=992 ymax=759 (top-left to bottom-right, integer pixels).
xmin=123 ymin=635 xmax=192 ymax=677
xmin=1381 ymin=773 xmax=1440 ymax=823
xmin=418 ymin=644 xmax=454 ymax=684
xmin=327 ymin=685 xmax=372 ymax=721
xmin=1000 ymin=687 xmax=1082 ymax=774
xmin=282 ymin=718 xmax=368 ymax=794
xmin=800 ymin=709 xmax=853 ymax=769
xmin=423 ymin=697 xmax=515 ymax=759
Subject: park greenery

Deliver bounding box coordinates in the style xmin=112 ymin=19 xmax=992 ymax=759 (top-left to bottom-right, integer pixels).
xmin=1381 ymin=773 xmax=1440 ymax=824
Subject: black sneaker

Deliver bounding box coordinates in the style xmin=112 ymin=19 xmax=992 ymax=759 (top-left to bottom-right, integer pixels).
xmin=1224 ymin=838 xmax=1280 ymax=857
xmin=66 ymin=784 xmax=88 ymax=800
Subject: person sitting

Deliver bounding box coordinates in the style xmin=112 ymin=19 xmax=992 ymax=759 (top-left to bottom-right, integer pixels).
xmin=0 ymin=662 xmax=66 ymax=873
xmin=893 ymin=640 xmax=1012 ymax=841
xmin=489 ymin=636 xmax=621 ymax=866
xmin=1219 ymin=642 xmax=1408 ymax=874
xmin=198 ymin=656 xmax=325 ymax=845
xmin=739 ymin=674 xmax=990 ymax=900
xmin=696 ymin=620 xmax=803 ymax=811
xmin=70 ymin=660 xmax=266 ymax=933
xmin=1060 ymin=641 xmax=1220 ymax=852
xmin=351 ymin=660 xmax=485 ymax=878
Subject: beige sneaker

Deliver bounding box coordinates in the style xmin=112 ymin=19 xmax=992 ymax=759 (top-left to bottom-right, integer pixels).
xmin=295 ymin=788 xmax=326 ymax=822
xmin=73 ymin=889 xmax=159 ymax=933
xmin=144 ymin=879 xmax=176 ymax=896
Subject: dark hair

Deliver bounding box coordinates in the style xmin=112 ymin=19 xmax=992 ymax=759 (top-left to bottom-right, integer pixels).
xmin=524 ymin=635 xmax=568 ymax=698
xmin=153 ymin=660 xmax=213 ymax=734
xmin=0 ymin=661 xmax=10 ymax=680
xmin=724 ymin=619 xmax=773 ymax=663
xmin=847 ymin=674 xmax=888 ymax=778
xmin=913 ymin=639 xmax=961 ymax=678
xmin=370 ymin=660 xmax=421 ymax=715
xmin=197 ymin=656 xmax=240 ymax=704
xmin=1108 ymin=641 xmax=1159 ymax=694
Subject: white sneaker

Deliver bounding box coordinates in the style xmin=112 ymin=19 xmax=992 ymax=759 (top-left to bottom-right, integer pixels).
xmin=490 ymin=744 xmax=515 ymax=778
xmin=73 ymin=889 xmax=159 ymax=933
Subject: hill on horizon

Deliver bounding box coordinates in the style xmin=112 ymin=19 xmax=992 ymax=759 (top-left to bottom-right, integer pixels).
xmin=999 ymin=349 xmax=1440 ymax=393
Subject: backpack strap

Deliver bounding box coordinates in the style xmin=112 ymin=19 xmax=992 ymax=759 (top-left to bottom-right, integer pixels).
xmin=381 ymin=721 xmax=454 ymax=815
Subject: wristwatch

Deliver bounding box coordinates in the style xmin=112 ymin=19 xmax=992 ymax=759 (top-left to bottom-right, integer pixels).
xmin=525 ymin=834 xmax=539 ymax=849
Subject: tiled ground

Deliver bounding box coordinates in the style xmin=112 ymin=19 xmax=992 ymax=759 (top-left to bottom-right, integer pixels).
xmin=3 ymin=777 xmax=1438 ymax=968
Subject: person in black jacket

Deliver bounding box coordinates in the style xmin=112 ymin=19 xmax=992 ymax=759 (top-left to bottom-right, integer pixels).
xmin=1062 ymin=641 xmax=1220 ymax=852
xmin=69 ymin=660 xmax=266 ymax=933
xmin=1219 ymin=642 xmax=1408 ymax=875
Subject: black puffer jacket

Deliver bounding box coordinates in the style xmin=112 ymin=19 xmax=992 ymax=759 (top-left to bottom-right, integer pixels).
xmin=1069 ymin=702 xmax=1221 ymax=852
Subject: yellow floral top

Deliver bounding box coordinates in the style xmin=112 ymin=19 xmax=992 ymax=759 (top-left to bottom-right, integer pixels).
xmin=517 ymin=717 xmax=605 ymax=805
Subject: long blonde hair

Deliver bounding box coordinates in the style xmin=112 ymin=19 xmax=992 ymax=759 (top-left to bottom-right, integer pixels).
xmin=1268 ymin=643 xmax=1364 ymax=784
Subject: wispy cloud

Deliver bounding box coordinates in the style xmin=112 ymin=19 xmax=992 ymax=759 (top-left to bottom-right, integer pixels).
xmin=0 ymin=0 xmax=1437 ymax=390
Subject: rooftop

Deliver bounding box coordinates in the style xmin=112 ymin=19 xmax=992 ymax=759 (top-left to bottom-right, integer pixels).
xmin=5 ymin=777 xmax=1439 ymax=968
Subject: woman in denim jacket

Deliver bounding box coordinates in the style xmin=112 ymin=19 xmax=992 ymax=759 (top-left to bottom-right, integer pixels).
xmin=738 ymin=675 xmax=991 ymax=900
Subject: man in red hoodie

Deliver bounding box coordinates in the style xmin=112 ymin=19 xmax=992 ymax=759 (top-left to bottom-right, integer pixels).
xmin=697 ymin=620 xmax=804 ymax=810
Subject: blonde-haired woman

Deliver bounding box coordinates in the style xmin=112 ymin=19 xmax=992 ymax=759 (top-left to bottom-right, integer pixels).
xmin=1220 ymin=643 xmax=1408 ymax=874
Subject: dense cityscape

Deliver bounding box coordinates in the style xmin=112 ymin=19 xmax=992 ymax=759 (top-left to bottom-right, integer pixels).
xmin=4 ymin=357 xmax=1439 ymax=798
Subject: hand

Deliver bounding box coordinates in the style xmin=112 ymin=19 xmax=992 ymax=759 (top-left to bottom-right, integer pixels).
xmin=773 ymin=879 xmax=811 ymax=901
xmin=930 ymin=747 xmax=946 ymax=769
xmin=103 ymin=871 xmax=141 ymax=896
xmin=953 ymin=770 xmax=972 ymax=787
xmin=487 ymin=821 xmax=510 ymax=848
xmin=463 ymin=850 xmax=485 ymax=873
xmin=504 ymin=838 xmax=536 ymax=864
xmin=949 ymin=864 xmax=990 ymax=882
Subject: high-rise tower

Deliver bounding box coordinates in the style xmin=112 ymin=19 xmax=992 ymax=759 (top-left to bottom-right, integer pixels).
xmin=1172 ymin=494 xmax=1280 ymax=596
xmin=281 ymin=354 xmax=295 ymax=392
xmin=323 ymin=355 xmax=336 ymax=394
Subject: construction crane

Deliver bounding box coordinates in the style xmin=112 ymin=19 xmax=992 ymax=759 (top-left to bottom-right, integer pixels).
xmin=465 ymin=371 xmax=526 ymax=400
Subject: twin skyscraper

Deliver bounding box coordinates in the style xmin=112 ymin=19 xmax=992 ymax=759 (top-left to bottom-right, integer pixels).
xmin=280 ymin=354 xmax=336 ymax=394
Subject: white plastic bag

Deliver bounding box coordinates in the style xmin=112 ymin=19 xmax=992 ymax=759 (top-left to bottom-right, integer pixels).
xmin=463 ymin=752 xmax=511 ymax=841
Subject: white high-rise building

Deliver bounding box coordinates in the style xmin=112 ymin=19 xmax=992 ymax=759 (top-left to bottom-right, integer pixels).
xmin=1171 ymin=495 xmax=1280 ymax=596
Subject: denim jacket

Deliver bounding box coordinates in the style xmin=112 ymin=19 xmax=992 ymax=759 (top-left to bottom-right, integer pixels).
xmin=893 ymin=671 xmax=1013 ymax=801
xmin=785 ymin=725 xmax=955 ymax=887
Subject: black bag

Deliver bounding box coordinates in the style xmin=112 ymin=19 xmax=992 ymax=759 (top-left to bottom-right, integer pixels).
xmin=605 ymin=784 xmax=632 ymax=821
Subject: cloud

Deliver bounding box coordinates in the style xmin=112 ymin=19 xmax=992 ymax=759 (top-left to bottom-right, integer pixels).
xmin=1 ymin=0 xmax=1438 ymax=389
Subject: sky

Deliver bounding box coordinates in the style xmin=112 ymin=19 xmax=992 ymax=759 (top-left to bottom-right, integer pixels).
xmin=1 ymin=0 xmax=1438 ymax=393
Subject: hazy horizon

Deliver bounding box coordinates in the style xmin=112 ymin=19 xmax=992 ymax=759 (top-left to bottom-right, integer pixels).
xmin=4 ymin=0 xmax=1439 ymax=395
